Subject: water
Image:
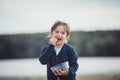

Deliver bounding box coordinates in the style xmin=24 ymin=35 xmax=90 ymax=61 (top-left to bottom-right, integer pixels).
xmin=0 ymin=57 xmax=120 ymax=78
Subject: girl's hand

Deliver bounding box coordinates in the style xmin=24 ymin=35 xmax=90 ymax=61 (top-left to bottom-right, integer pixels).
xmin=54 ymin=69 xmax=69 ymax=76
xmin=50 ymin=37 xmax=57 ymax=46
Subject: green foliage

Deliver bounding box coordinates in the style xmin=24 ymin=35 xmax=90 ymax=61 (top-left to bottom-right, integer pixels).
xmin=0 ymin=30 xmax=120 ymax=59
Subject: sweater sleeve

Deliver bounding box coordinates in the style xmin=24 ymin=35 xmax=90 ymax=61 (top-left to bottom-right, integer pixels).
xmin=68 ymin=46 xmax=79 ymax=77
xmin=39 ymin=44 xmax=54 ymax=65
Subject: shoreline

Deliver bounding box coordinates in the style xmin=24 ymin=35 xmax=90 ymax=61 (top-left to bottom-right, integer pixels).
xmin=0 ymin=75 xmax=120 ymax=80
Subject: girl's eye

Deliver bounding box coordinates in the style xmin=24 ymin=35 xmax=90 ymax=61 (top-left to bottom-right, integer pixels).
xmin=55 ymin=31 xmax=59 ymax=33
xmin=62 ymin=32 xmax=65 ymax=34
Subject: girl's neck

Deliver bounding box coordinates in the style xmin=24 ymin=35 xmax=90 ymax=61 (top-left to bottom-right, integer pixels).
xmin=55 ymin=43 xmax=64 ymax=48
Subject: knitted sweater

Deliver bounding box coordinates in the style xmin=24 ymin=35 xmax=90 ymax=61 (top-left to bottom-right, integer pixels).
xmin=39 ymin=43 xmax=79 ymax=80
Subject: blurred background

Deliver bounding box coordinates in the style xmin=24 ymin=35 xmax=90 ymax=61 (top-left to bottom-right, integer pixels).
xmin=0 ymin=0 xmax=120 ymax=80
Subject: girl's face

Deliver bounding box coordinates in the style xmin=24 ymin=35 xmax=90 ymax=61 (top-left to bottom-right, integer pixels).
xmin=51 ymin=25 xmax=68 ymax=46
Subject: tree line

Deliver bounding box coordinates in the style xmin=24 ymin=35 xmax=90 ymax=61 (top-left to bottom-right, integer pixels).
xmin=0 ymin=30 xmax=120 ymax=59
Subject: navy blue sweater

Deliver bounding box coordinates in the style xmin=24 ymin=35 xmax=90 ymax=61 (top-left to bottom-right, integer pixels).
xmin=39 ymin=43 xmax=79 ymax=80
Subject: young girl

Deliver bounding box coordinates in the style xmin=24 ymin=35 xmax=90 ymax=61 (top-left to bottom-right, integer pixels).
xmin=39 ymin=21 xmax=79 ymax=80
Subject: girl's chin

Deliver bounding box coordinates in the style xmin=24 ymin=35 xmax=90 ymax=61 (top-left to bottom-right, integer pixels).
xmin=56 ymin=42 xmax=63 ymax=45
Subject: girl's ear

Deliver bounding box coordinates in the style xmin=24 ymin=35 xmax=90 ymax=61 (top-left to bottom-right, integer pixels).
xmin=66 ymin=35 xmax=69 ymax=39
xmin=46 ymin=32 xmax=52 ymax=39
xmin=50 ymin=32 xmax=53 ymax=36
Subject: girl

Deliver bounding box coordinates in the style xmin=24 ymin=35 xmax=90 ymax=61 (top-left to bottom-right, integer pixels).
xmin=39 ymin=21 xmax=79 ymax=80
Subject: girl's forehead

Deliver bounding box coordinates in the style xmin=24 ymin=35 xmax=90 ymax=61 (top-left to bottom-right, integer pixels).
xmin=55 ymin=25 xmax=67 ymax=32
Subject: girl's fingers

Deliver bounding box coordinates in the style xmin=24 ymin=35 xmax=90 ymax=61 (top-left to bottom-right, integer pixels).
xmin=54 ymin=71 xmax=62 ymax=76
xmin=50 ymin=37 xmax=57 ymax=46
xmin=54 ymin=69 xmax=69 ymax=76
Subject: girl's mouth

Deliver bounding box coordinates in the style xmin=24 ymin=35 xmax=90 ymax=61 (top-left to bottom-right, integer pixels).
xmin=57 ymin=38 xmax=62 ymax=42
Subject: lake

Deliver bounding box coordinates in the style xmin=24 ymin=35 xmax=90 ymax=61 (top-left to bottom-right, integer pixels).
xmin=0 ymin=57 xmax=120 ymax=78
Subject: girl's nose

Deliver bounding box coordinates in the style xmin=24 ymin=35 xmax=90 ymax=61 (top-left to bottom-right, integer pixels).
xmin=58 ymin=33 xmax=62 ymax=37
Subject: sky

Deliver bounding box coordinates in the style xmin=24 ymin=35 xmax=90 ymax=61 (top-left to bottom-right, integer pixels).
xmin=0 ymin=0 xmax=120 ymax=34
